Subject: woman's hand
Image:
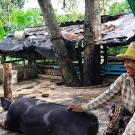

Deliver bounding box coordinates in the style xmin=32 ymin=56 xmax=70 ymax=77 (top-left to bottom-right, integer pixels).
xmin=122 ymin=132 xmax=129 ymax=135
xmin=68 ymin=105 xmax=84 ymax=112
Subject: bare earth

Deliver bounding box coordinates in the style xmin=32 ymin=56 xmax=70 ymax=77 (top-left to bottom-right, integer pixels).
xmin=0 ymin=77 xmax=122 ymax=135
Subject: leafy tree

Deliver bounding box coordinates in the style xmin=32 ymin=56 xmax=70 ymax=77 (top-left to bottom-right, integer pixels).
xmin=56 ymin=13 xmax=84 ymax=23
xmin=100 ymin=0 xmax=112 ymax=15
xmin=0 ymin=7 xmax=43 ymax=37
xmin=108 ymin=46 xmax=128 ymax=56
xmin=11 ymin=0 xmax=25 ymax=9
xmin=108 ymin=0 xmax=131 ymax=15
xmin=57 ymin=0 xmax=81 ymax=21
xmin=0 ymin=20 xmax=5 ymax=40
xmin=0 ymin=0 xmax=26 ymax=36
xmin=38 ymin=0 xmax=80 ymax=86
xmin=100 ymin=0 xmax=131 ymax=15
xmin=62 ymin=0 xmax=78 ymax=14
xmin=10 ymin=9 xmax=43 ymax=30
xmin=0 ymin=0 xmax=25 ymax=10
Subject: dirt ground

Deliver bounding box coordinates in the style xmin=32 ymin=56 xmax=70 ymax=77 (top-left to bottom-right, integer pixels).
xmin=0 ymin=76 xmax=122 ymax=135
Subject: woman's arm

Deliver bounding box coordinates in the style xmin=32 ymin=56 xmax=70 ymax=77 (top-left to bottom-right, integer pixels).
xmin=82 ymin=74 xmax=125 ymax=111
xmin=122 ymin=113 xmax=135 ymax=135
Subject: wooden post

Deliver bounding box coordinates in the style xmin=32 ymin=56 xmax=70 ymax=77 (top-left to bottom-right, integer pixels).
xmin=1 ymin=53 xmax=6 ymax=64
xmin=3 ymin=63 xmax=13 ymax=102
xmin=103 ymin=46 xmax=108 ymax=64
xmin=77 ymin=41 xmax=83 ymax=84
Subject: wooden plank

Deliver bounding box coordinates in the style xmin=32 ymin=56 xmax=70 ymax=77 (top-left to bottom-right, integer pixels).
xmin=102 ymin=67 xmax=126 ymax=71
xmin=101 ymin=71 xmax=125 ymax=75
xmin=101 ymin=63 xmax=126 ymax=78
xmin=38 ymin=74 xmax=62 ymax=80
xmin=102 ymin=64 xmax=124 ymax=67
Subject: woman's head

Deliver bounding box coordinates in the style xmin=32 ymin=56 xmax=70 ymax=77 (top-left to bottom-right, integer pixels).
xmin=124 ymin=59 xmax=135 ymax=76
xmin=117 ymin=41 xmax=135 ymax=76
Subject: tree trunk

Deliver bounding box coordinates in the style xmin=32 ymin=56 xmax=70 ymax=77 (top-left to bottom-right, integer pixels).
xmin=37 ymin=0 xmax=80 ymax=86
xmin=83 ymin=0 xmax=102 ymax=86
xmin=3 ymin=63 xmax=13 ymax=102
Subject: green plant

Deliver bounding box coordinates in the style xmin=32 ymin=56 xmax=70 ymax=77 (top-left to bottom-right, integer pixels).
xmin=10 ymin=9 xmax=43 ymax=30
xmin=100 ymin=0 xmax=131 ymax=15
xmin=0 ymin=20 xmax=5 ymax=40
xmin=56 ymin=13 xmax=84 ymax=23
xmin=108 ymin=1 xmax=131 ymax=15
xmin=108 ymin=46 xmax=128 ymax=56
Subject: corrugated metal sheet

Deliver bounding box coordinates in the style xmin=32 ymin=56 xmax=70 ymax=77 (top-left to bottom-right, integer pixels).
xmin=0 ymin=14 xmax=134 ymax=56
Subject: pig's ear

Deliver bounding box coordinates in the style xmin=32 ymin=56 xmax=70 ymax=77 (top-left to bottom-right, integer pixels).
xmin=0 ymin=97 xmax=12 ymax=111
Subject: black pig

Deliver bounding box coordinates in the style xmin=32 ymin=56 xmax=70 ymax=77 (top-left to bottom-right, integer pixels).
xmin=0 ymin=98 xmax=98 ymax=135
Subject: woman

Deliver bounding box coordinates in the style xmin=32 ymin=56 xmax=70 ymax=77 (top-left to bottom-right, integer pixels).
xmin=69 ymin=41 xmax=135 ymax=135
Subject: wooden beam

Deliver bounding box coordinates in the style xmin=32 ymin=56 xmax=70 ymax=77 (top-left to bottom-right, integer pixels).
xmin=3 ymin=63 xmax=13 ymax=102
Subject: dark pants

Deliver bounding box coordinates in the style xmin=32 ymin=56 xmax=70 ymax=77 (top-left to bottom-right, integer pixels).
xmin=105 ymin=105 xmax=132 ymax=135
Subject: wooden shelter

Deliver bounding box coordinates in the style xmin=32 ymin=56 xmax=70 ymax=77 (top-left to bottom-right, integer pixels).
xmin=101 ymin=14 xmax=135 ymax=79
xmin=0 ymin=14 xmax=135 ymax=81
xmin=0 ymin=24 xmax=84 ymax=80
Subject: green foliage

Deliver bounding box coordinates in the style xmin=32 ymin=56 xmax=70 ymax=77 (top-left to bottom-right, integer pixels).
xmin=108 ymin=46 xmax=128 ymax=56
xmin=0 ymin=0 xmax=132 ymax=38
xmin=11 ymin=10 xmax=27 ymax=30
xmin=11 ymin=0 xmax=25 ymax=9
xmin=0 ymin=0 xmax=26 ymax=35
xmin=100 ymin=0 xmax=131 ymax=15
xmin=100 ymin=0 xmax=112 ymax=15
xmin=57 ymin=0 xmax=79 ymax=14
xmin=109 ymin=1 xmax=131 ymax=15
xmin=1 ymin=6 xmax=84 ymax=38
xmin=10 ymin=9 xmax=43 ymax=30
xmin=57 ymin=13 xmax=84 ymax=23
xmin=0 ymin=0 xmax=25 ymax=14
xmin=0 ymin=20 xmax=5 ymax=40
xmin=109 ymin=2 xmax=119 ymax=16
xmin=1 ymin=8 xmax=43 ymax=36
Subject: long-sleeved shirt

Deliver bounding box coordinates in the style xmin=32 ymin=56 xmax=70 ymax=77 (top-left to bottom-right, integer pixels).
xmin=82 ymin=73 xmax=135 ymax=135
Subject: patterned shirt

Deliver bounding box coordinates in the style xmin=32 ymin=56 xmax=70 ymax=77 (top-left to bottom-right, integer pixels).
xmin=82 ymin=73 xmax=135 ymax=135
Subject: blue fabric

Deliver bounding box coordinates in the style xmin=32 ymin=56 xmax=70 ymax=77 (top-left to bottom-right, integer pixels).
xmin=128 ymin=0 xmax=135 ymax=16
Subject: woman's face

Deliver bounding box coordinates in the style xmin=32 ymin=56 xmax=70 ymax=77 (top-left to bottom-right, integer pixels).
xmin=124 ymin=59 xmax=135 ymax=76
